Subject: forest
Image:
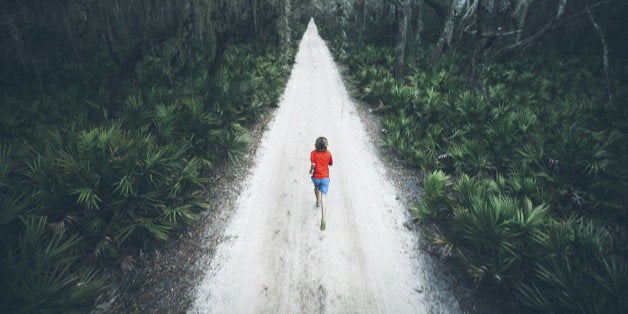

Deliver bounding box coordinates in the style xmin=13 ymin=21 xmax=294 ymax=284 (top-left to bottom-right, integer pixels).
xmin=1 ymin=0 xmax=626 ymax=312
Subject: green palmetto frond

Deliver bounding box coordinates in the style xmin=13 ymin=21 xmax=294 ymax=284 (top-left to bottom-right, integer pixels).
xmin=452 ymin=195 xmax=519 ymax=255
xmin=152 ymin=104 xmax=177 ymax=141
xmin=507 ymin=171 xmax=545 ymax=203
xmin=154 ymin=103 xmax=176 ymax=120
xmin=116 ymin=218 xmax=172 ymax=244
xmin=162 ymin=204 xmax=197 ymax=225
xmin=518 ymin=251 xmax=626 ymax=313
xmin=223 ymin=131 xmax=252 ymax=165
xmin=422 ymin=87 xmax=443 ymax=114
xmin=114 ymin=175 xmax=134 ymax=196
xmin=389 ymin=83 xmax=416 ymax=111
xmin=453 ymin=174 xmax=478 ymax=207
xmin=449 ymin=140 xmax=494 ymax=176
xmin=362 ymin=76 xmax=395 ymax=103
xmin=121 ymin=95 xmax=151 ymax=128
xmin=508 ymin=108 xmax=538 ymax=135
xmin=0 ymin=144 xmax=19 ymax=187
xmin=488 ymin=83 xmax=508 ymax=102
xmin=454 ymin=91 xmax=487 ymax=126
xmin=23 ymin=155 xmax=53 ymax=187
xmin=450 ymin=194 xmax=532 ymax=284
xmin=172 ymin=157 xmax=207 ymax=193
xmin=70 ymin=187 xmax=102 ymax=211
xmin=180 ymin=96 xmax=205 ymax=118
xmin=414 ymin=170 xmax=452 ymax=222
xmin=0 ymin=190 xmax=37 ymax=226
xmin=0 ymin=106 xmax=29 ymax=139
xmin=512 ymin=199 xmax=549 ymax=242
xmin=1 ymin=216 xmax=108 ymax=312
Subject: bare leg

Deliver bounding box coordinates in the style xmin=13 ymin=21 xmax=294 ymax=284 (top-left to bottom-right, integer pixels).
xmin=321 ymin=195 xmax=327 ymax=219
xmin=314 ymin=187 xmax=321 ymax=205
xmin=320 ymin=194 xmax=327 ymax=230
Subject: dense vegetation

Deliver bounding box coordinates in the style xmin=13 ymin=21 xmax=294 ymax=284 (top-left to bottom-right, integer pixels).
xmin=316 ymin=0 xmax=627 ymax=312
xmin=2 ymin=0 xmax=626 ymax=311
xmin=0 ymin=0 xmax=306 ymax=311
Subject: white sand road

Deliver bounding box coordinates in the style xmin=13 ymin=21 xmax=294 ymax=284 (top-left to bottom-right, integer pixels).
xmin=190 ymin=20 xmax=462 ymax=313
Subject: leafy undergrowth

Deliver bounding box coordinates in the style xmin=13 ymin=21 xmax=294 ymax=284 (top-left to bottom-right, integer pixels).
xmin=0 ymin=41 xmax=296 ymax=311
xmin=321 ymin=31 xmax=627 ymax=313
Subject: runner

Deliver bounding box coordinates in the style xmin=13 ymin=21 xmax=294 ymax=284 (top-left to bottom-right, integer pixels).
xmin=309 ymin=136 xmax=333 ymax=230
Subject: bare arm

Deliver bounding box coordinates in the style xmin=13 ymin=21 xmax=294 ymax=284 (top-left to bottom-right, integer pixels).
xmin=309 ymin=163 xmax=315 ymax=174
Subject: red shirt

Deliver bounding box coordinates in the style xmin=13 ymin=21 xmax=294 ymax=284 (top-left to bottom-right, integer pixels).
xmin=310 ymin=150 xmax=333 ymax=178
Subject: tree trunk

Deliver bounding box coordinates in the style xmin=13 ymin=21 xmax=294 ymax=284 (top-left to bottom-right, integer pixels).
xmin=395 ymin=0 xmax=411 ymax=78
xmin=493 ymin=0 xmax=570 ymax=59
xmin=105 ymin=19 xmax=120 ymax=65
xmin=63 ymin=0 xmax=81 ymax=64
xmin=431 ymin=0 xmax=455 ymax=69
xmin=415 ymin=0 xmax=425 ymax=47
xmin=278 ymin=0 xmax=292 ymax=50
xmin=252 ymin=0 xmax=259 ymax=39
xmin=208 ymin=30 xmax=229 ymax=77
xmin=514 ymin=0 xmax=532 ymax=42
xmin=583 ymin=0 xmax=613 ymax=104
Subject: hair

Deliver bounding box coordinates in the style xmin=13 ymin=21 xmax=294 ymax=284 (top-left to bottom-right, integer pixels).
xmin=315 ymin=137 xmax=328 ymax=151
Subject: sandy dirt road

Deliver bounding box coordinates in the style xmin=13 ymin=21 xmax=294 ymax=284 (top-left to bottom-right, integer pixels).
xmin=190 ymin=20 xmax=462 ymax=313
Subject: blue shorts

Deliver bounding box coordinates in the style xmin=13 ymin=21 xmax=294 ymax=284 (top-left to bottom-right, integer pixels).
xmin=311 ymin=177 xmax=330 ymax=195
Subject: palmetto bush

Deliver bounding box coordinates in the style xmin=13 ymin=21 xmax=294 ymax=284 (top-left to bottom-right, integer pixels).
xmin=518 ymin=218 xmax=628 ymax=312
xmin=325 ymin=37 xmax=628 ymax=311
xmin=1 ymin=217 xmax=108 ymax=312
xmin=52 ymin=124 xmax=208 ymax=259
xmin=411 ymin=170 xmax=452 ymax=222
xmin=0 ymin=37 xmax=296 ymax=310
xmin=362 ymin=76 xmax=396 ymax=104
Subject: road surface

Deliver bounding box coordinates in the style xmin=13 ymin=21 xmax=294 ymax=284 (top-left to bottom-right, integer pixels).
xmin=190 ymin=19 xmax=462 ymax=313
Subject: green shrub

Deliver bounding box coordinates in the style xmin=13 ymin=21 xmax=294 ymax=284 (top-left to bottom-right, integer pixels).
xmin=519 ymin=218 xmax=627 ymax=312
xmin=324 ymin=35 xmax=627 ymax=312
xmin=1 ymin=217 xmax=108 ymax=312
xmin=0 ymin=36 xmax=297 ymax=310
xmin=412 ymin=170 xmax=451 ymax=222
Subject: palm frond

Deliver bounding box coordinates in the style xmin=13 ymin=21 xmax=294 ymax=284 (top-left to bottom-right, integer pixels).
xmin=1 ymin=216 xmax=108 ymax=312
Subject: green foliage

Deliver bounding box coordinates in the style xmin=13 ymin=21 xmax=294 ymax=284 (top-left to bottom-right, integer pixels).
xmin=1 ymin=217 xmax=108 ymax=313
xmin=0 ymin=28 xmax=296 ymax=310
xmin=325 ymin=31 xmax=627 ymax=311
xmin=412 ymin=170 xmax=451 ymax=222
xmin=52 ymin=125 xmax=210 ymax=255
xmin=518 ymin=218 xmax=628 ymax=313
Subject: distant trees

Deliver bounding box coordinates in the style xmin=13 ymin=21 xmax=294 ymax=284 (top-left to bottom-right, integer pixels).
xmin=0 ymin=0 xmax=304 ymax=96
xmin=1 ymin=1 xmax=204 ymax=87
xmin=313 ymin=0 xmax=627 ymax=102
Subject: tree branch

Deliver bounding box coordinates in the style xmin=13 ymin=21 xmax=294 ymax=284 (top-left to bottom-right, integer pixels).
xmin=493 ymin=0 xmax=612 ymax=59
xmin=582 ymin=0 xmax=613 ymax=104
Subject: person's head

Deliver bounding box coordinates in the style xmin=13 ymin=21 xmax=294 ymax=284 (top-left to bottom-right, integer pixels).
xmin=315 ymin=137 xmax=328 ymax=152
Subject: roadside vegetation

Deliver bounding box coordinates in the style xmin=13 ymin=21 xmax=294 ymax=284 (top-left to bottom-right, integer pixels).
xmin=317 ymin=0 xmax=627 ymax=312
xmin=2 ymin=0 xmax=626 ymax=311
xmin=0 ymin=1 xmax=306 ymax=311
